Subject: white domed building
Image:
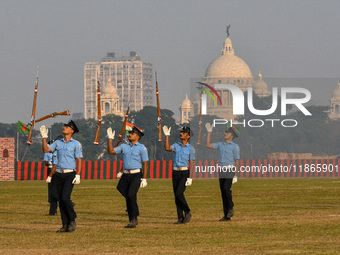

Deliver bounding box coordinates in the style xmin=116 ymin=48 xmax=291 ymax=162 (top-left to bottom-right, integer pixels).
xmin=329 ymin=81 xmax=340 ymax=119
xmin=253 ymin=72 xmax=271 ymax=98
xmin=101 ymin=79 xmax=124 ymax=117
xmin=179 ymin=30 xmax=270 ymax=122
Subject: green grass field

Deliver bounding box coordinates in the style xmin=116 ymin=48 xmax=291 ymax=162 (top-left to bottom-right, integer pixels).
xmin=1 ymin=178 xmax=340 ymax=254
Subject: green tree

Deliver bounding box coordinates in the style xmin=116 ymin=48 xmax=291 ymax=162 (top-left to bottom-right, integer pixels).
xmin=1 ymin=103 xmax=339 ymax=162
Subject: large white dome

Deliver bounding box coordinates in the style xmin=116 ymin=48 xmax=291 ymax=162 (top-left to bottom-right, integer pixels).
xmin=205 ymin=54 xmax=253 ymax=79
xmin=204 ymin=36 xmax=253 ymax=79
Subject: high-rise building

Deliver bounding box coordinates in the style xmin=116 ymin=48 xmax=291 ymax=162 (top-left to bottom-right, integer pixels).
xmin=84 ymin=51 xmax=153 ymax=119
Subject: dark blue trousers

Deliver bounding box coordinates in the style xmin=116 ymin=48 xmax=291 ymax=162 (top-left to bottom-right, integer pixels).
xmin=51 ymin=171 xmax=77 ymax=226
xmin=117 ymin=172 xmax=142 ymax=221
xmin=172 ymin=170 xmax=190 ymax=220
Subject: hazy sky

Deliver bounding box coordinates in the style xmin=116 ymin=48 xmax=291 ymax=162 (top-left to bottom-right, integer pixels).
xmin=1 ymin=0 xmax=340 ymax=127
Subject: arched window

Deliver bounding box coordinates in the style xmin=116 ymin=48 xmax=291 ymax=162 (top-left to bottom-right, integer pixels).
xmin=3 ymin=149 xmax=9 ymax=158
xmin=105 ymin=102 xmax=110 ymax=113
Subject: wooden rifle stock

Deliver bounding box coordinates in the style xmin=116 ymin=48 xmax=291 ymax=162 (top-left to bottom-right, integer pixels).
xmin=34 ymin=110 xmax=70 ymax=123
xmin=94 ymin=81 xmax=102 ymax=145
xmin=155 ymin=71 xmax=162 ymax=142
xmin=27 ymin=70 xmax=39 ymax=146
xmin=114 ymin=106 xmax=129 ymax=148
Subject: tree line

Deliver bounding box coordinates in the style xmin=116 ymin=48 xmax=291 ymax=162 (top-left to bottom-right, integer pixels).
xmin=1 ymin=104 xmax=340 ymax=162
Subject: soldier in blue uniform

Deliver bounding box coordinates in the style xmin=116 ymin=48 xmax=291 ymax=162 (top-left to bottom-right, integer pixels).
xmin=164 ymin=126 xmax=195 ymax=224
xmin=206 ymin=123 xmax=240 ymax=221
xmin=41 ymin=120 xmax=83 ymax=232
xmin=107 ymin=126 xmax=149 ymax=228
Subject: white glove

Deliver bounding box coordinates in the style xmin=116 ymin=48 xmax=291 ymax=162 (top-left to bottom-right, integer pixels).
xmin=162 ymin=125 xmax=171 ymax=136
xmin=40 ymin=125 xmax=48 ymax=139
xmin=72 ymin=174 xmax=81 ymax=184
xmin=107 ymin=128 xmax=115 ymax=139
xmin=185 ymin=178 xmax=192 ymax=186
xmin=117 ymin=171 xmax=123 ymax=179
xmin=46 ymin=176 xmax=52 ymax=184
xmin=140 ymin=178 xmax=147 ymax=188
xmin=232 ymin=176 xmax=238 ymax=184
xmin=205 ymin=123 xmax=213 ymax=133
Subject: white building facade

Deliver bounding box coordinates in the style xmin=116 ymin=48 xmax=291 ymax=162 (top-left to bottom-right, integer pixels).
xmin=84 ymin=52 xmax=153 ymax=119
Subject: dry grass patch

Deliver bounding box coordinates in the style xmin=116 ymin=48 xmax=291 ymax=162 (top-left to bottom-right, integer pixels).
xmin=0 ymin=178 xmax=339 ymax=254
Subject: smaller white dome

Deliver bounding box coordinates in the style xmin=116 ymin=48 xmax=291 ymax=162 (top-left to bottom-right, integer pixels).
xmin=181 ymin=95 xmax=191 ymax=108
xmin=332 ymin=82 xmax=340 ymax=99
xmin=102 ymin=80 xmax=118 ymax=95
xmin=253 ymin=73 xmax=268 ymax=90
xmin=253 ymin=72 xmax=270 ymax=98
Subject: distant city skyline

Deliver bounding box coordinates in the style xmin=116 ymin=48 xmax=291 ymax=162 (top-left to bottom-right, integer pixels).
xmin=1 ymin=0 xmax=340 ymax=127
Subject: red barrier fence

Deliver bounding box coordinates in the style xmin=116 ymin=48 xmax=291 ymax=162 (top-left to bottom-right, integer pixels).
xmin=15 ymin=159 xmax=340 ymax=180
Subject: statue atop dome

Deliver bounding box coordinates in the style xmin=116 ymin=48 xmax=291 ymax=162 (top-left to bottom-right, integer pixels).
xmin=226 ymin=24 xmax=231 ymax=37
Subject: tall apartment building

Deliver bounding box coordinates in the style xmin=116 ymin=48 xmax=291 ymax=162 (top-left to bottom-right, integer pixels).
xmin=84 ymin=51 xmax=153 ymax=119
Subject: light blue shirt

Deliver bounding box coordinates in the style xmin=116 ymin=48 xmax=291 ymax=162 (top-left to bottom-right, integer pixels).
xmin=171 ymin=142 xmax=195 ymax=167
xmin=114 ymin=142 xmax=149 ymax=170
xmin=44 ymin=151 xmax=58 ymax=167
xmin=44 ymin=152 xmax=53 ymax=166
xmin=48 ymin=138 xmax=83 ymax=170
xmin=212 ymin=141 xmax=240 ymax=166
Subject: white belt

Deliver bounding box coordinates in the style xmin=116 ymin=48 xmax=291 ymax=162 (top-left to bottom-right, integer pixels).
xmin=222 ymin=164 xmax=234 ymax=169
xmin=123 ymin=169 xmax=141 ymax=174
xmin=56 ymin=169 xmax=75 ymax=173
xmin=173 ymin=167 xmax=189 ymax=171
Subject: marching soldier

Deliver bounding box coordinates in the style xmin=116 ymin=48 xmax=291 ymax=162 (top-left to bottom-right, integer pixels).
xmin=205 ymin=123 xmax=240 ymax=221
xmin=41 ymin=120 xmax=83 ymax=232
xmin=163 ymin=126 xmax=195 ymax=224
xmin=107 ymin=126 xmax=149 ymax=228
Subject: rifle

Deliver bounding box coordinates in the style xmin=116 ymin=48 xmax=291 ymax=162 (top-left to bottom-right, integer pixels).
xmin=197 ymin=84 xmax=203 ymax=145
xmin=34 ymin=110 xmax=70 ymax=123
xmin=155 ymin=71 xmax=162 ymax=142
xmin=27 ymin=68 xmax=39 ymax=146
xmin=114 ymin=105 xmax=130 ymax=148
xmin=94 ymin=80 xmax=102 ymax=145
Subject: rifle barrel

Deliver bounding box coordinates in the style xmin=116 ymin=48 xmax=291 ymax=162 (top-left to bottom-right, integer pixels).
xmin=114 ymin=106 xmax=129 ymax=148
xmin=27 ymin=73 xmax=39 ymax=146
xmin=156 ymin=71 xmax=162 ymax=142
xmin=94 ymin=81 xmax=101 ymax=145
